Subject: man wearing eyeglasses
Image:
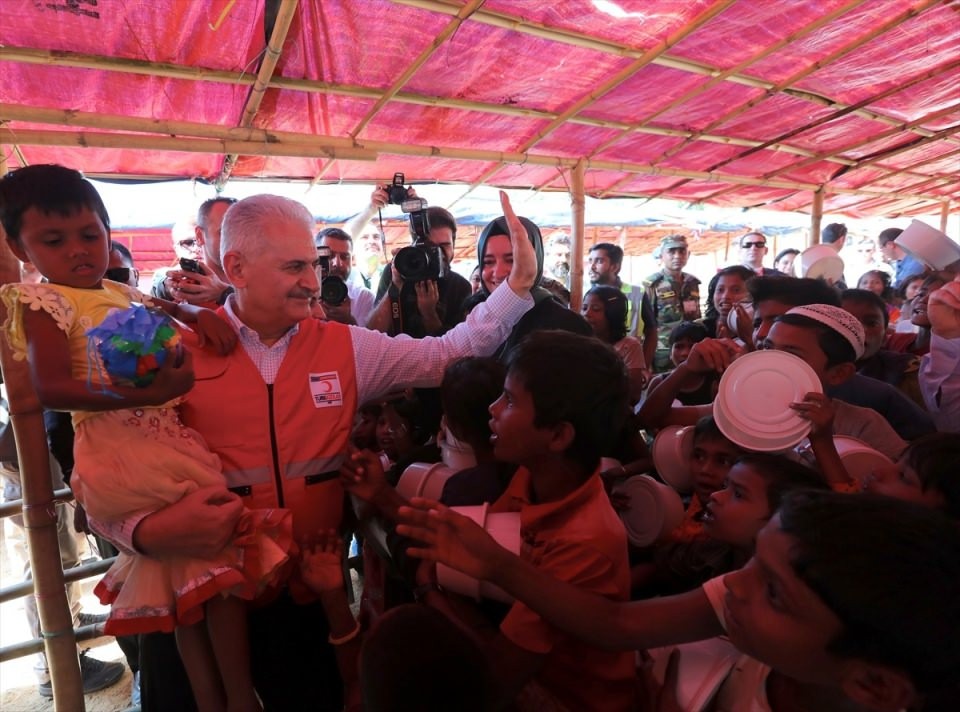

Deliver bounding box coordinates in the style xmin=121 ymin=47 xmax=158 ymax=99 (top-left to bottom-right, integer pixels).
xmin=150 ymin=198 xmax=236 ymax=307
xmin=738 ymin=231 xmax=785 ymax=277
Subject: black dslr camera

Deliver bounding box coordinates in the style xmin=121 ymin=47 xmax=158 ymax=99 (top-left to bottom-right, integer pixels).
xmin=387 ymin=172 xmax=409 ymax=205
xmin=316 ymin=246 xmax=349 ymax=306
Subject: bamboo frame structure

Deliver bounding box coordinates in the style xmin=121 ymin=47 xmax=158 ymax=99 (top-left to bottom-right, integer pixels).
xmin=646 ymin=0 xmax=945 ymax=199
xmin=393 ymin=0 xmax=958 ymax=147
xmin=0 ymin=3 xmax=954 ymax=220
xmin=583 ymin=0 xmax=872 ymax=168
xmin=215 ymin=0 xmax=300 ymax=189
xmin=348 ymin=0 xmax=486 ymax=141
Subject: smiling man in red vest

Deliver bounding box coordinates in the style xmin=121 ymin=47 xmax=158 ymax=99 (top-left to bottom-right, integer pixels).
xmin=95 ymin=192 xmax=537 ymax=711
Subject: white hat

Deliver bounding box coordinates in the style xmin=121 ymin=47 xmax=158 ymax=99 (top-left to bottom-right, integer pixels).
xmin=785 ymin=304 xmax=865 ymax=360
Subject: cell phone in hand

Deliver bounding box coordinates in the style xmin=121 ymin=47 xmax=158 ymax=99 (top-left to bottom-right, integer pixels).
xmin=179 ymin=258 xmax=204 ymax=274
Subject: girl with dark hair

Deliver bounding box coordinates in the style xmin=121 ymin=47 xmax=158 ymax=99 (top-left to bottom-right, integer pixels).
xmin=581 ymin=285 xmax=648 ymax=402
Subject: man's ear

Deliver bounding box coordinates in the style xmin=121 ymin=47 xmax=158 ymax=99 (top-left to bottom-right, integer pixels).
xmin=194 ymin=225 xmax=207 ymax=248
xmin=222 ymin=251 xmax=246 ymax=287
xmin=547 ymin=421 xmax=576 ymax=454
xmin=840 ymin=661 xmax=916 ymax=712
xmin=611 ymin=262 xmax=622 ymax=278
xmin=823 ymin=361 xmax=856 ymax=386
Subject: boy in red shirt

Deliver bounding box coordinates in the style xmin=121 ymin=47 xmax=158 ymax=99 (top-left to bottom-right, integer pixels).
xmin=419 ymin=331 xmax=637 ymax=711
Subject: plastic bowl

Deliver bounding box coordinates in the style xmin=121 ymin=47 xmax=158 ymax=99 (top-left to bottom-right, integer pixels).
xmin=895 ymin=219 xmax=960 ymax=270
xmin=652 ymin=425 xmax=695 ymax=493
xmin=800 ymin=244 xmax=845 ymax=283
xmin=614 ymin=476 xmax=685 ymax=547
xmin=396 ymin=462 xmax=458 ymax=501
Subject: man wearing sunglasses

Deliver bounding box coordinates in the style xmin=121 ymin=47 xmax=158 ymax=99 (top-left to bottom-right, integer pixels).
xmin=738 ymin=231 xmax=786 ymax=277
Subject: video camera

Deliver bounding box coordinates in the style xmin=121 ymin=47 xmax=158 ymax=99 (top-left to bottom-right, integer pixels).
xmin=316 ymin=246 xmax=349 ymax=306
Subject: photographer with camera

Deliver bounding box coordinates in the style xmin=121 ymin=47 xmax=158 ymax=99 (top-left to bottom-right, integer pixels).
xmin=151 ymin=197 xmax=237 ymax=307
xmin=366 ymin=176 xmax=473 ymax=338
xmin=314 ymin=227 xmax=375 ymax=326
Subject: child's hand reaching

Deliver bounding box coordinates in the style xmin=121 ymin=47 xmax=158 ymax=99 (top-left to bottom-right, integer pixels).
xmin=339 ymin=447 xmax=389 ymax=503
xmin=144 ymin=347 xmax=195 ymax=404
xmin=397 ymin=499 xmax=503 ymax=582
xmin=300 ymin=529 xmax=344 ymax=594
xmin=790 ymin=391 xmax=836 ymax=438
xmin=193 ymin=309 xmax=238 ymax=355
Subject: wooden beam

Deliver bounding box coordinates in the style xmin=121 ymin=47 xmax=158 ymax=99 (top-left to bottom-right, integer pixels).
xmin=570 ymin=161 xmax=586 ymax=311
xmin=941 ymin=201 xmax=951 ymax=233
xmin=811 ymin=189 xmax=824 ymax=246
xmin=215 ymin=0 xmax=299 ymax=189
xmin=586 ymin=0 xmax=871 ymax=164
xmin=3 ymin=125 xmax=950 ymax=204
xmin=651 ymin=0 xmax=943 ymax=181
xmin=350 ymin=0 xmax=486 ymax=140
xmin=391 ymin=0 xmax=959 ymax=146
xmin=513 ymin=0 xmax=738 ymax=153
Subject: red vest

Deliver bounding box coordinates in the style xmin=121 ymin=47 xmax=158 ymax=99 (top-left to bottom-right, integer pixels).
xmin=180 ymin=317 xmax=358 ymax=548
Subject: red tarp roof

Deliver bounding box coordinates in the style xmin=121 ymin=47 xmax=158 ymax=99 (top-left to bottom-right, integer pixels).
xmin=1 ymin=0 xmax=958 ymax=219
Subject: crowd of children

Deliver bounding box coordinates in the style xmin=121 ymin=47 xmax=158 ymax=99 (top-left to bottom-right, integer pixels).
xmin=2 ymin=162 xmax=959 ymax=712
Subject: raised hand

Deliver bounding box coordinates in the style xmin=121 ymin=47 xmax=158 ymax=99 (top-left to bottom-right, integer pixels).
xmin=501 ymin=191 xmax=537 ymax=295
xmin=789 ymin=391 xmax=836 ymax=438
xmin=928 ymin=276 xmax=960 ymax=339
xmin=683 ymin=338 xmax=742 ymax=375
xmin=300 ymin=529 xmax=345 ymax=594
xmin=396 ymin=498 xmax=504 ymax=581
xmin=339 ymin=446 xmax=389 ymax=503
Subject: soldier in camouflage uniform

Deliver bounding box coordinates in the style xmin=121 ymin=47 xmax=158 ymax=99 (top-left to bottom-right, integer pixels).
xmin=644 ymin=235 xmax=702 ymax=372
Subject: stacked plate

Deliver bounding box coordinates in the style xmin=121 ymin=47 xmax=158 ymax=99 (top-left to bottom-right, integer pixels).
xmin=713 ymin=350 xmax=821 ymax=452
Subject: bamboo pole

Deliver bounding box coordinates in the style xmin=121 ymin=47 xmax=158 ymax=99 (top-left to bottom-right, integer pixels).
xmin=0 ymin=235 xmax=84 ymax=710
xmin=6 ymin=34 xmax=956 ymax=151
xmin=390 ymin=0 xmax=959 ymax=144
xmin=216 ymin=0 xmax=299 ymax=189
xmin=1 ymin=125 xmax=950 ymax=205
xmin=659 ymin=0 xmax=942 ymax=167
xmin=349 ymin=0 xmax=486 ymax=140
xmin=941 ymin=201 xmax=951 ymax=233
xmin=811 ymin=189 xmax=824 ymax=246
xmin=643 ymin=0 xmax=947 ymax=200
xmin=751 ymin=100 xmax=960 ymax=186
xmin=708 ymin=56 xmax=960 ymax=177
xmin=0 ymin=99 xmax=854 ymax=163
xmin=570 ymin=161 xmax=586 ymax=311
xmin=585 ymin=0 xmax=871 ymax=164
xmin=513 ymin=0 xmax=738 ymax=154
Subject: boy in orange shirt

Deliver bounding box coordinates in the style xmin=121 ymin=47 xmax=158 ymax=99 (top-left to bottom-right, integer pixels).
xmin=418 ymin=331 xmax=637 ymax=711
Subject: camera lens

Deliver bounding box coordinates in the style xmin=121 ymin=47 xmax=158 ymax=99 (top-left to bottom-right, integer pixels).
xmin=394 ymin=246 xmax=431 ymax=282
xmin=320 ymin=276 xmax=349 ymax=306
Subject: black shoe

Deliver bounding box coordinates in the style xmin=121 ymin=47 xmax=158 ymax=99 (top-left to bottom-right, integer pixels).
xmin=77 ymin=611 xmax=109 ymax=627
xmin=37 ymin=650 xmax=125 ymax=698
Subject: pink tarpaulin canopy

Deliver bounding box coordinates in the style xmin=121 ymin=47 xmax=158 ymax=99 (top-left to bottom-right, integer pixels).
xmin=1 ymin=0 xmax=958 ymax=219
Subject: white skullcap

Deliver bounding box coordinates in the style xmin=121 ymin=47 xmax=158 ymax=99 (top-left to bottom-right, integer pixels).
xmin=785 ymin=304 xmax=865 ymax=360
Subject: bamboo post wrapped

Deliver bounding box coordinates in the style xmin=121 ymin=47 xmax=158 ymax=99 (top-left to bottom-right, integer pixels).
xmin=0 ymin=198 xmax=85 ymax=709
